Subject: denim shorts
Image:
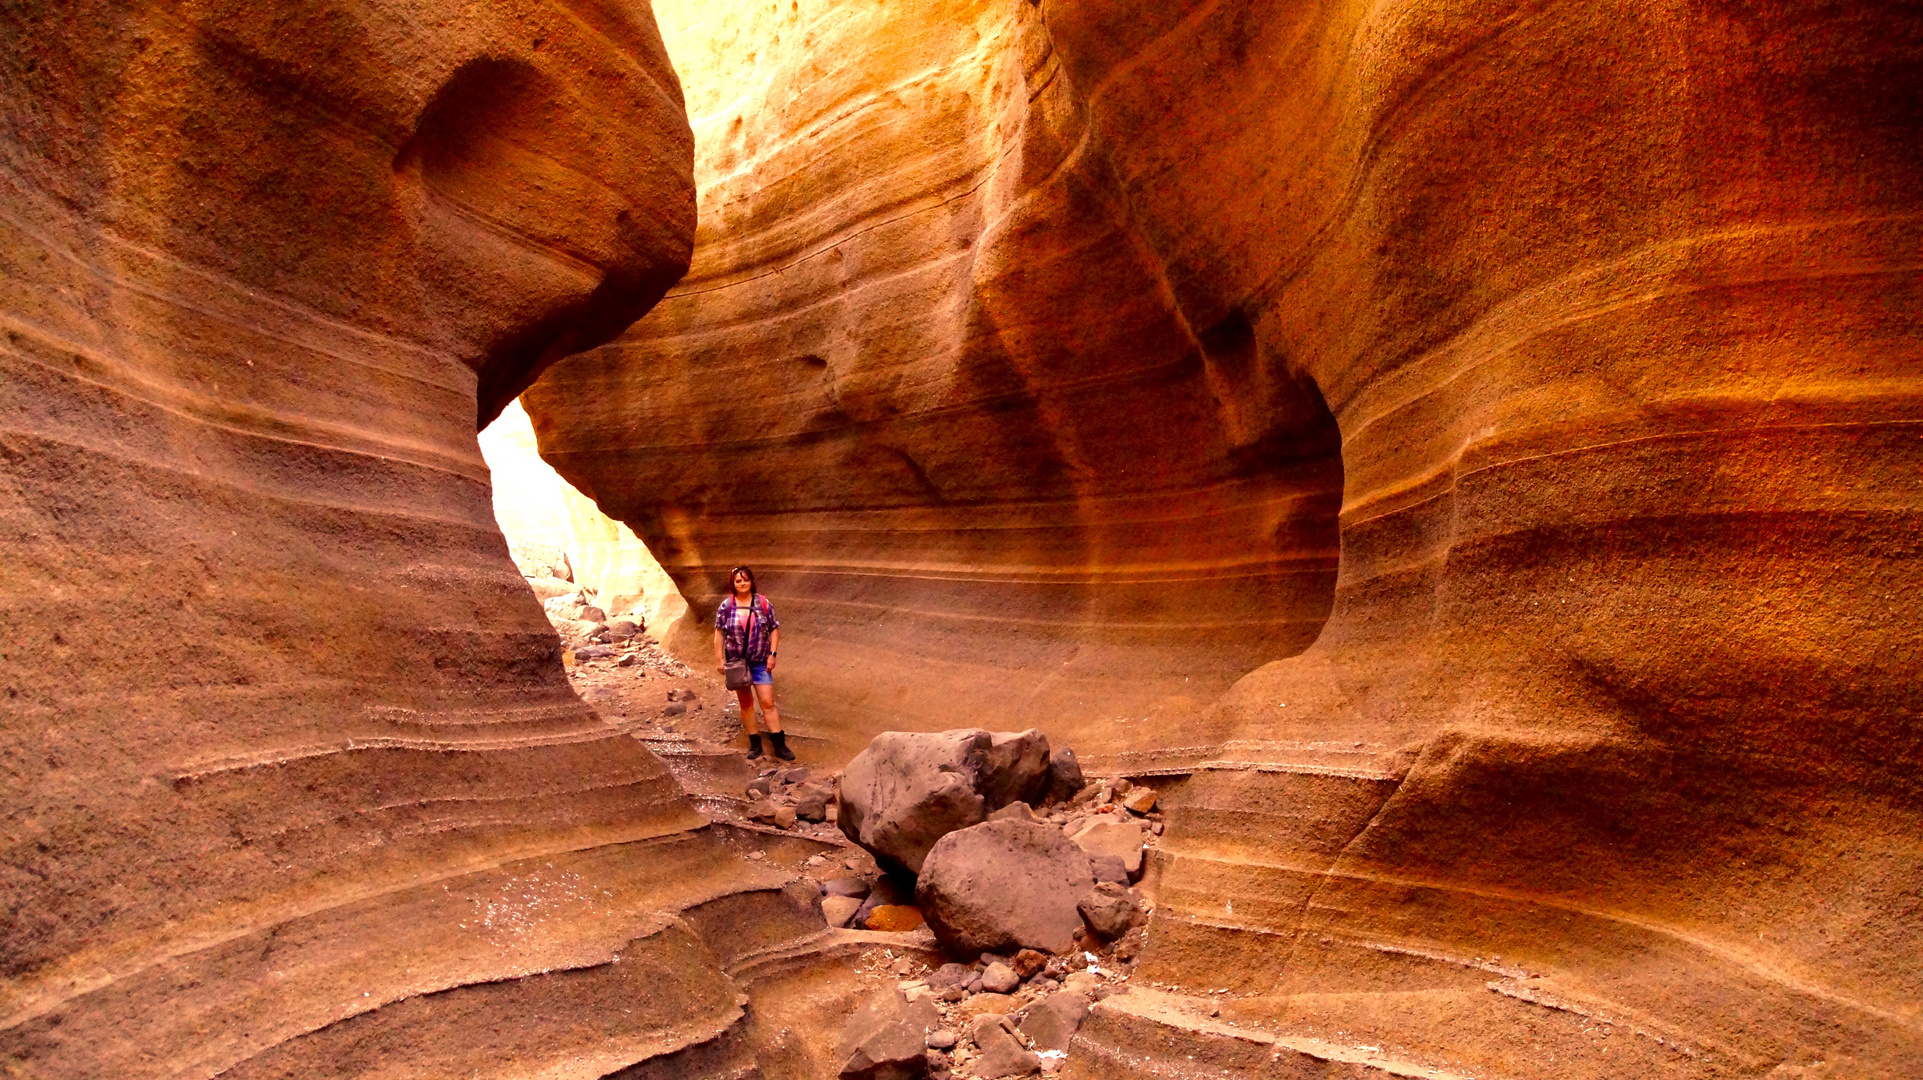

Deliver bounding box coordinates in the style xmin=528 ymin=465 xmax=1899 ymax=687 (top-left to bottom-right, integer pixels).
xmin=746 ymin=662 xmax=773 ymax=686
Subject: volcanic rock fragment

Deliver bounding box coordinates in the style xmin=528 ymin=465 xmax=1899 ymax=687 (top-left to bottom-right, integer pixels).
xmin=916 ymin=820 xmax=1095 ymax=955
xmin=1077 ymin=883 xmax=1140 ymax=941
xmin=1017 ymin=994 xmax=1089 ymax=1052
xmin=967 ymin=1014 xmax=1040 ymax=1078
xmin=837 ymin=988 xmax=942 ymax=1080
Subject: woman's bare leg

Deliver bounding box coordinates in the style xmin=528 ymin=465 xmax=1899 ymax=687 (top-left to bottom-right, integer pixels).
xmin=754 ymin=683 xmax=782 ymax=732
xmin=735 ymin=687 xmax=760 ymax=735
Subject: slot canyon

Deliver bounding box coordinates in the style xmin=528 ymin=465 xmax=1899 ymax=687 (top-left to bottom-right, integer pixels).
xmin=2 ymin=0 xmax=1918 ymax=1078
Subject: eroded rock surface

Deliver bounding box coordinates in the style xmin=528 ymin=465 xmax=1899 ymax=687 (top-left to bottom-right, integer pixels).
xmin=522 ymin=0 xmax=1923 ymax=1076
xmin=0 ymin=2 xmax=798 ymax=1077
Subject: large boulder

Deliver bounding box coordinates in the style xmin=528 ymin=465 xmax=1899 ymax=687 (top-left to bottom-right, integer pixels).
xmin=916 ymin=820 xmax=1095 ymax=955
xmin=837 ymin=989 xmax=944 ymax=1080
xmin=838 ymin=728 xmax=1058 ymax=874
xmin=838 ymin=730 xmax=992 ymax=874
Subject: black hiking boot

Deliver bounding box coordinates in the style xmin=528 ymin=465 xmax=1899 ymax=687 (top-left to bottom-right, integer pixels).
xmin=769 ymin=731 xmax=796 ymax=762
xmin=746 ymin=733 xmax=764 ymax=760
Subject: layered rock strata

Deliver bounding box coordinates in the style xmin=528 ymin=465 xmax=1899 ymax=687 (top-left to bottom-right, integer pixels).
xmin=523 ymin=0 xmax=1346 ymax=758
xmin=0 ymin=2 xmax=807 ymax=1076
xmin=526 ymin=0 xmax=1923 ymax=1076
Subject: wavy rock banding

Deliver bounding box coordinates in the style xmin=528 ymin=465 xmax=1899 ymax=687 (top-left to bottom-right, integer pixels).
xmin=0 ymin=2 xmax=814 ymax=1077
xmin=525 ymin=0 xmax=1923 ymax=1076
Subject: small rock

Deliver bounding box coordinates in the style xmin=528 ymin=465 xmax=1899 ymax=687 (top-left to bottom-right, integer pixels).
xmin=781 ymin=766 xmax=814 ymax=785
xmin=793 ymin=783 xmax=833 ymax=822
xmin=1069 ymin=819 xmax=1146 ymax=877
xmin=573 ymin=645 xmax=615 ymax=662
xmin=747 ymin=798 xmax=779 ymax=824
xmin=1077 ymin=884 xmax=1139 ymax=941
xmin=926 ymin=1029 xmax=958 ymax=1050
xmin=865 ymin=905 xmax=927 ymax=932
xmin=1089 ymin=854 xmax=1129 ymax=885
xmin=605 ymin=620 xmax=641 ymax=641
xmin=1018 ymin=993 xmax=1090 ymax=1052
xmin=980 ymin=961 xmax=1020 ymax=994
xmin=1062 ymin=972 xmax=1101 ymax=997
xmin=747 ymin=777 xmax=774 ymax=797
xmin=615 ymin=653 xmax=637 ymax=667
xmin=955 ymin=993 xmax=1016 ymax=1021
xmin=822 ymin=895 xmax=863 ymax=928
xmin=774 ymin=806 xmax=798 ymax=829
xmin=1151 ymin=820 xmax=1165 ymax=836
xmin=927 ymin=963 xmax=973 ymax=991
xmin=1011 ymin=949 xmax=1047 ymax=979
xmin=988 ymin=801 xmax=1038 ymax=823
xmin=662 ymin=701 xmax=687 ymax=717
xmin=1111 ymin=778 xmax=1133 ymax=796
xmin=836 ymin=988 xmax=942 ymax=1080
xmin=824 ymin=877 xmax=872 ymax=899
xmin=968 ymin=1014 xmax=1040 ymax=1078
xmin=1122 ymin=788 xmax=1157 ymax=814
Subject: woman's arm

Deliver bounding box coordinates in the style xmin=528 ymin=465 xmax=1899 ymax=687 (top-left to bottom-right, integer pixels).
xmin=767 ymin=626 xmax=780 ymax=670
xmin=713 ymin=627 xmax=726 ymax=670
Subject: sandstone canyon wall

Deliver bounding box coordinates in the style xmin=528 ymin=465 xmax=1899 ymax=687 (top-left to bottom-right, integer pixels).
xmin=526 ymin=0 xmax=1923 ymax=1076
xmin=523 ymin=0 xmax=1347 ymax=759
xmin=0 ymin=3 xmax=822 ymax=1077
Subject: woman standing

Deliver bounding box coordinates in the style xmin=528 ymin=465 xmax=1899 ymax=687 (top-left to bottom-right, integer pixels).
xmin=713 ymin=566 xmax=794 ymax=761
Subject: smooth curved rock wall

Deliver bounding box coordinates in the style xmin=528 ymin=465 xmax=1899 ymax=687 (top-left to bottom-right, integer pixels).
xmin=1044 ymin=1 xmax=1923 ymax=1075
xmin=528 ymin=0 xmax=1923 ymax=1075
xmin=523 ymin=0 xmax=1346 ymax=759
xmin=0 ymin=3 xmax=793 ymax=1077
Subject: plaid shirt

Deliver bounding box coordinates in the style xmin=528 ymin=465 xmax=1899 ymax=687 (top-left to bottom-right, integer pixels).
xmin=715 ymin=594 xmax=778 ymax=663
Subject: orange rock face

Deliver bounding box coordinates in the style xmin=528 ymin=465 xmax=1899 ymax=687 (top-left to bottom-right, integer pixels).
xmin=526 ymin=0 xmax=1923 ymax=1075
xmin=0 ymin=3 xmax=801 ymax=1077
xmin=524 ymin=0 xmax=1345 ymax=758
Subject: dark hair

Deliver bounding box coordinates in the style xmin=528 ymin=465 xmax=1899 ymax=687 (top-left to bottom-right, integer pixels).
xmin=728 ymin=565 xmax=756 ymax=597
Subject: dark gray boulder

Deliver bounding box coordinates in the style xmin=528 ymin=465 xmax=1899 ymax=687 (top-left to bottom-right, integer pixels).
xmin=916 ymin=820 xmax=1095 ymax=955
xmin=836 ymin=728 xmax=1069 ymax=875
xmin=837 ymin=730 xmax=993 ymax=875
